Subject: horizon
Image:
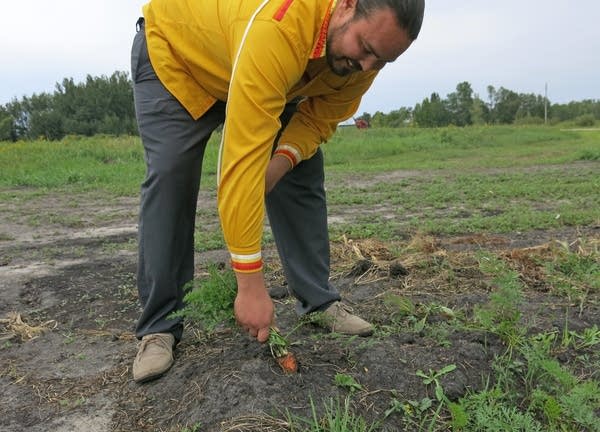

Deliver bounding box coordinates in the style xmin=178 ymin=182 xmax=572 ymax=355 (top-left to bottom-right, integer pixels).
xmin=1 ymin=0 xmax=599 ymax=113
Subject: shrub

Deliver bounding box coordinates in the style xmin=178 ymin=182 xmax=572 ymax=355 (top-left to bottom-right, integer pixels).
xmin=574 ymin=114 xmax=595 ymax=127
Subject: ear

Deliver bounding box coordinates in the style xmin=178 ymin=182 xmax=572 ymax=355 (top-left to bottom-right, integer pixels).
xmin=335 ymin=0 xmax=358 ymax=17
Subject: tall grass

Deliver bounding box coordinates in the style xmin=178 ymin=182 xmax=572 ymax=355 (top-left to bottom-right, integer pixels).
xmin=323 ymin=125 xmax=600 ymax=171
xmin=0 ymin=134 xmax=221 ymax=196
xmin=1 ymin=126 xmax=598 ymax=197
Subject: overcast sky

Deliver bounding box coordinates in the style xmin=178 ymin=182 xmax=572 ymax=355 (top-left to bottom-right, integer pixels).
xmin=1 ymin=1 xmax=599 ymax=114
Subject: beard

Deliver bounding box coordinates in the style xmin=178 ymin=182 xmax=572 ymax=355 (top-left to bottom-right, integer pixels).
xmin=325 ymin=21 xmax=360 ymax=76
xmin=326 ymin=51 xmax=354 ymax=76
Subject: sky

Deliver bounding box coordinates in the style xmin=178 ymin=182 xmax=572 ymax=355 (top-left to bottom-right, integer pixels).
xmin=1 ymin=1 xmax=599 ymax=115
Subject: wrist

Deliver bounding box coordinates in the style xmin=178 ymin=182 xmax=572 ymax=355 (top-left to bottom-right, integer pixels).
xmin=235 ymin=270 xmax=266 ymax=293
xmin=274 ymin=144 xmax=301 ymax=168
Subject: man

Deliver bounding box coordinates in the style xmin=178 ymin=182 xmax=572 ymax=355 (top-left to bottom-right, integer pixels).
xmin=131 ymin=0 xmax=424 ymax=383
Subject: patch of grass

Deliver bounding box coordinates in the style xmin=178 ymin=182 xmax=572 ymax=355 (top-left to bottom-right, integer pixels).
xmin=287 ymin=396 xmax=379 ymax=432
xmin=101 ymin=239 xmax=137 ymax=254
xmin=0 ymin=134 xmax=222 ymax=196
xmin=323 ymin=126 xmax=600 ymax=173
xmin=179 ymin=423 xmax=202 ymax=432
xmin=543 ymin=241 xmax=600 ymax=299
xmin=26 ymin=212 xmax=85 ymax=228
xmin=380 ymin=294 xmax=457 ymax=336
xmin=328 ymin=166 xmax=599 ymax=235
xmin=455 ymin=336 xmax=600 ymax=432
xmin=334 ymin=373 xmax=363 ymax=394
xmin=194 ymin=229 xmax=226 ymax=252
xmin=171 ymin=265 xmax=237 ymax=332
xmin=329 ymin=217 xmax=397 ymax=241
xmin=0 ymin=232 xmax=14 ymax=241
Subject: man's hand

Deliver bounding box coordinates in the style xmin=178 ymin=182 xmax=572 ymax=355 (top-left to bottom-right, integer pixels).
xmin=265 ymin=154 xmax=292 ymax=194
xmin=234 ymin=271 xmax=273 ymax=342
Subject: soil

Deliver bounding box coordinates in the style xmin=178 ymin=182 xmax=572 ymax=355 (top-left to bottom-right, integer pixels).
xmin=0 ymin=176 xmax=598 ymax=432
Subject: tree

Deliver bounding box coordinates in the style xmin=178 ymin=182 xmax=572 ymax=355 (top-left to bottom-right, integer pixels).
xmin=491 ymin=87 xmax=521 ymax=124
xmin=470 ymin=96 xmax=490 ymax=125
xmin=446 ymin=81 xmax=474 ymax=126
xmin=0 ymin=106 xmax=15 ymax=141
xmin=29 ymin=110 xmax=64 ymax=140
xmin=414 ymin=92 xmax=451 ymax=127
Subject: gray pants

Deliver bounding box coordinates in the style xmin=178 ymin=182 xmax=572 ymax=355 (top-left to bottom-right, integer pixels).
xmin=131 ymin=20 xmax=339 ymax=341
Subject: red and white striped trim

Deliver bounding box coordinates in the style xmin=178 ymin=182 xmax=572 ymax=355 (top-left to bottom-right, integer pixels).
xmin=274 ymin=143 xmax=302 ymax=167
xmin=230 ymin=251 xmax=263 ymax=273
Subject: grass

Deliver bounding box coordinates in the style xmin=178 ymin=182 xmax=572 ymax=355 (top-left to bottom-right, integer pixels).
xmin=323 ymin=126 xmax=600 ymax=171
xmin=2 ymin=126 xmax=599 ymax=431
xmin=1 ymin=125 xmax=598 ymax=191
xmin=287 ymin=396 xmax=380 ymax=432
xmin=1 ymin=126 xmax=597 ymax=236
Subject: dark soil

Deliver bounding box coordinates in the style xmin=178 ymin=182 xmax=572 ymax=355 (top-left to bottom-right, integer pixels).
xmin=0 ymin=187 xmax=598 ymax=432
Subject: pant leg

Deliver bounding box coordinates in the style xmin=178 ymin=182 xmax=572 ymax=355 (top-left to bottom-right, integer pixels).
xmin=266 ymin=107 xmax=340 ymax=314
xmin=131 ymin=22 xmax=225 ymax=341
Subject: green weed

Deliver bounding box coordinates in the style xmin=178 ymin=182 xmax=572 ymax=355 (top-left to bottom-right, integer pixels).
xmin=288 ymin=396 xmax=379 ymax=432
xmin=474 ymin=253 xmax=526 ymax=354
xmin=451 ymin=252 xmax=600 ymax=432
xmin=543 ymin=241 xmax=599 ymax=300
xmin=334 ymin=373 xmax=363 ymax=394
xmin=171 ymin=265 xmax=237 ymax=332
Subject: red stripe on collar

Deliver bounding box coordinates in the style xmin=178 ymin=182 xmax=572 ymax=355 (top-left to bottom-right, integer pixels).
xmin=310 ymin=0 xmax=335 ymax=59
xmin=273 ymin=0 xmax=294 ymax=21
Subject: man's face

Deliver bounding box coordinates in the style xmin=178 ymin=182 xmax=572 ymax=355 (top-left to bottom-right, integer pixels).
xmin=326 ymin=4 xmax=413 ymax=76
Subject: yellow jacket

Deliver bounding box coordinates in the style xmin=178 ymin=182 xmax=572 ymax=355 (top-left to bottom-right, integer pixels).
xmin=143 ymin=0 xmax=377 ymax=272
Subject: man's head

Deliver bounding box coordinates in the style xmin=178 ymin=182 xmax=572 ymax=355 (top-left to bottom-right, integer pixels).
xmin=326 ymin=0 xmax=425 ymax=76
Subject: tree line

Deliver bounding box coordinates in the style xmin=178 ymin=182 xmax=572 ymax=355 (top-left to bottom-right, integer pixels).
xmin=359 ymin=82 xmax=599 ymax=129
xmin=0 ymin=72 xmax=136 ymax=141
xmin=1 ymin=74 xmax=598 ymax=141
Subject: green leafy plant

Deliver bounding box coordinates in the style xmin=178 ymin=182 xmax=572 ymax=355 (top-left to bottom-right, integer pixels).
xmin=334 ymin=373 xmax=363 ymax=394
xmin=384 ymin=393 xmax=433 ymax=424
xmin=171 ymin=265 xmax=237 ymax=331
xmin=474 ymin=253 xmax=526 ymax=355
xmin=414 ymin=364 xmax=457 ymax=431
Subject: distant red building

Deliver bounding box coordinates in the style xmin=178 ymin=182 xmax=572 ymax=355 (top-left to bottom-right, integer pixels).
xmin=353 ymin=118 xmax=370 ymax=129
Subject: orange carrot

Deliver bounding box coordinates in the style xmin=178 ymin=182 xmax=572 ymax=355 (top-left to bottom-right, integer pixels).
xmin=276 ymin=352 xmax=298 ymax=374
xmin=268 ymin=326 xmax=298 ymax=373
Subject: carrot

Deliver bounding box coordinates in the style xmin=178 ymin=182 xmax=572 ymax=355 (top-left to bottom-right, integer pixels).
xmin=276 ymin=353 xmax=298 ymax=374
xmin=268 ymin=326 xmax=298 ymax=374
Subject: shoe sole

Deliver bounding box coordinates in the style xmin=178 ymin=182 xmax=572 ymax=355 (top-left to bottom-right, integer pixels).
xmin=134 ymin=369 xmax=169 ymax=384
xmin=133 ymin=362 xmax=174 ymax=384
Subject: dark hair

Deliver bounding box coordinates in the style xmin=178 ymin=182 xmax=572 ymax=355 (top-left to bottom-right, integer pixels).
xmin=354 ymin=0 xmax=425 ymax=40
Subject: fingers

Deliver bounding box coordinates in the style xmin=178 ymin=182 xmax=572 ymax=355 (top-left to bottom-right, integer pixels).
xmin=257 ymin=326 xmax=270 ymax=343
xmin=241 ymin=325 xmax=269 ymax=342
xmin=242 ymin=327 xmax=266 ymax=341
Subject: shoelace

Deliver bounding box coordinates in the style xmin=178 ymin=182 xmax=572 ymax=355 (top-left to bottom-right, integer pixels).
xmin=329 ymin=302 xmax=355 ymax=320
xmin=138 ymin=334 xmax=171 ymax=354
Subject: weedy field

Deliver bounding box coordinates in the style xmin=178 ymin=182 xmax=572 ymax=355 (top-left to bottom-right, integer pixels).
xmin=0 ymin=126 xmax=599 ymax=431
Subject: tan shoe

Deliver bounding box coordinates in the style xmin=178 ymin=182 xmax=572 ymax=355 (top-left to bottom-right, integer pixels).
xmin=133 ymin=333 xmax=175 ymax=383
xmin=322 ymin=301 xmax=374 ymax=336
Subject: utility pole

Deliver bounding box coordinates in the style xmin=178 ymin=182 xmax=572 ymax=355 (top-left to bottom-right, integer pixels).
xmin=544 ymin=82 xmax=548 ymax=125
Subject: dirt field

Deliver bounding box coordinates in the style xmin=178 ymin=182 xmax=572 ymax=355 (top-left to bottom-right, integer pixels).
xmin=1 ymin=176 xmax=598 ymax=431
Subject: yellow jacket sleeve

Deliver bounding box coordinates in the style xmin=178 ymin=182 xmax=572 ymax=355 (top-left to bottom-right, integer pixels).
xmin=218 ymin=19 xmax=306 ymax=273
xmin=275 ymin=71 xmax=378 ymax=165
